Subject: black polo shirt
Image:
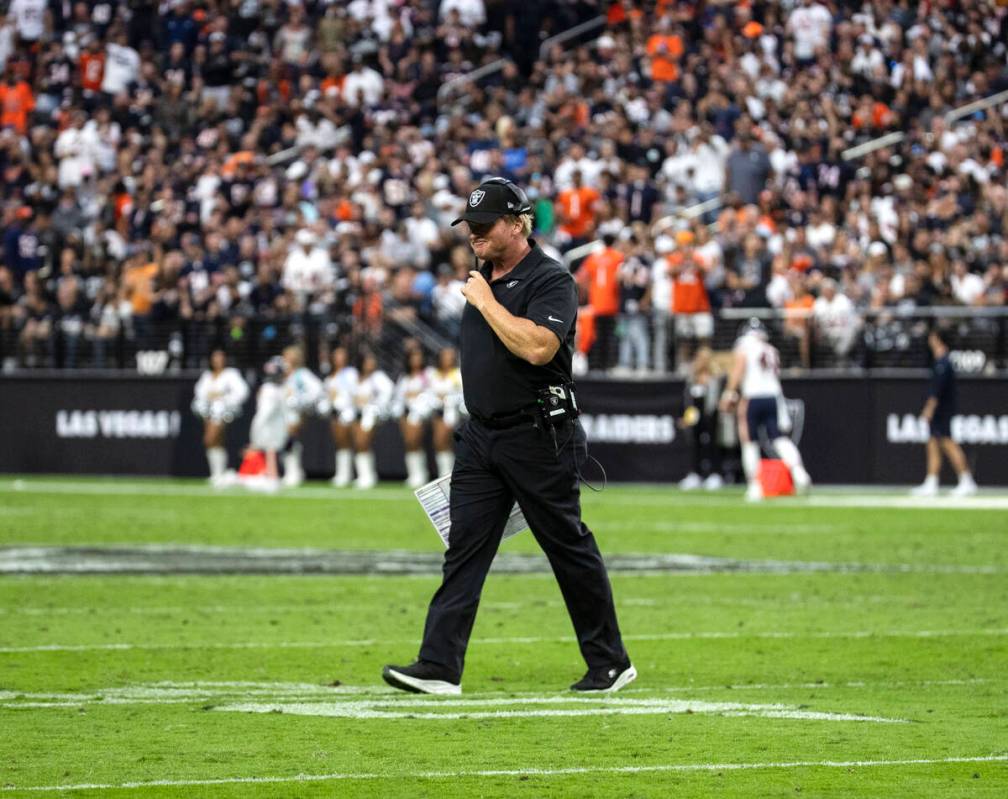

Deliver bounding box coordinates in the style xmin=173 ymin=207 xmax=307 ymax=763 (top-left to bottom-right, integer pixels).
xmin=929 ymin=353 xmax=958 ymax=417
xmin=460 ymin=239 xmax=577 ymax=419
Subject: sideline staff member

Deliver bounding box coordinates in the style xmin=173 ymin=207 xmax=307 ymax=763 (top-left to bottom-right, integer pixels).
xmin=911 ymin=328 xmax=977 ymax=497
xmin=383 ymin=178 xmax=635 ymax=695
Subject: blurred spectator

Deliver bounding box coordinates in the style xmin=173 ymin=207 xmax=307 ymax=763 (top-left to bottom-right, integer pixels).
xmin=54 ymin=273 xmax=87 ymax=367
xmin=783 ymin=272 xmax=814 ymax=369
xmin=4 ymin=206 xmax=41 ymax=280
xmin=650 ymin=234 xmax=675 ymax=374
xmin=438 ymin=0 xmax=486 ymax=28
xmin=812 ymin=278 xmax=861 ymax=365
xmin=670 ymin=230 xmax=713 ymax=372
xmin=786 ymin=0 xmax=832 ymax=66
xmin=101 ymin=29 xmax=139 ymax=98
xmin=8 ymin=0 xmax=48 ymax=46
xmin=578 ymin=233 xmax=622 ymax=372
xmin=15 ymin=271 xmax=52 ymax=367
xmin=0 ymin=69 xmax=33 ymax=134
xmin=555 ymin=169 xmax=600 ymax=249
xmin=616 ymin=236 xmax=650 ymax=374
xmin=724 ymin=132 xmax=772 ymax=206
xmin=431 ymin=263 xmax=465 ymax=341
xmin=283 ymin=230 xmax=332 ymax=303
xmin=950 ymin=259 xmax=986 ymax=306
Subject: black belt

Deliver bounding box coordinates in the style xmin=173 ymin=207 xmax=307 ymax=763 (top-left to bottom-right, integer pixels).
xmin=472 ymin=408 xmax=538 ymax=430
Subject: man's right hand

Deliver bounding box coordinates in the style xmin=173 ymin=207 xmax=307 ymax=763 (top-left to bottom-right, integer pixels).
xmin=461 ymin=270 xmax=494 ymax=312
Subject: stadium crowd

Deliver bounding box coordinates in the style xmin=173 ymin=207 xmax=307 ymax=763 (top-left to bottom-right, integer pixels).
xmin=0 ymin=0 xmax=1006 ymax=375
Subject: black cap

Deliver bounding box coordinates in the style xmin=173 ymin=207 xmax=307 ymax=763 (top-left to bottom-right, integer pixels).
xmin=451 ymin=179 xmax=531 ymax=226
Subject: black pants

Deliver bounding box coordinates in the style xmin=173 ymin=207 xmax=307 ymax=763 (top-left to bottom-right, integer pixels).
xmin=691 ymin=413 xmax=722 ymax=477
xmin=418 ymin=418 xmax=628 ymax=681
xmin=589 ymin=315 xmax=617 ymax=372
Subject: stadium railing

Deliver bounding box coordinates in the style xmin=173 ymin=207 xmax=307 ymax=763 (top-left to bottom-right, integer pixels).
xmin=715 ymin=306 xmax=1008 ymax=375
xmin=537 ymin=16 xmax=607 ymax=60
xmin=436 ymin=15 xmax=607 ymax=106
xmin=3 ymin=306 xmax=1005 ymax=377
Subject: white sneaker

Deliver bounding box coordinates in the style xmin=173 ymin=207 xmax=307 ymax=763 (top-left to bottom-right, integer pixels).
xmin=792 ymin=468 xmax=812 ymax=493
xmin=678 ymin=473 xmax=702 ymax=491
xmin=703 ymin=473 xmax=723 ymax=490
xmin=745 ymin=483 xmax=763 ymax=502
xmin=911 ymin=479 xmax=938 ymax=497
xmin=211 ymin=470 xmax=238 ymax=489
xmin=951 ymin=476 xmax=977 ymax=497
xmin=331 ymin=451 xmax=353 ymax=487
xmin=282 ymin=469 xmax=304 ymax=488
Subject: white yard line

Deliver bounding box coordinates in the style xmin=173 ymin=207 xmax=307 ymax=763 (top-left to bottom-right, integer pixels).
xmin=2 ymin=628 xmax=1007 ymax=654
xmin=4 ymin=479 xmax=1008 ymax=510
xmin=2 ymin=755 xmax=1005 ymax=792
xmin=801 ymin=494 xmax=1008 ymax=511
xmin=215 ymin=697 xmax=903 ymax=723
xmin=0 ymin=677 xmax=989 ymax=711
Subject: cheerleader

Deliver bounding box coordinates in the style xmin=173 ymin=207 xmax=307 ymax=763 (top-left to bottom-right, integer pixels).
xmin=281 ymin=344 xmax=327 ymax=487
xmin=247 ymin=356 xmax=289 ymax=487
xmin=395 ymin=348 xmax=438 ymax=488
xmin=191 ymin=349 xmax=249 ymax=482
xmin=325 ymin=346 xmax=359 ymax=487
xmin=428 ymin=346 xmax=465 ymax=478
xmin=351 ymin=351 xmax=395 ymax=489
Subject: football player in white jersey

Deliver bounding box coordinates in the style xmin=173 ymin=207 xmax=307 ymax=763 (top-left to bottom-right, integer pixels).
xmin=281 ymin=344 xmax=327 ymax=487
xmin=720 ymin=319 xmax=811 ymax=501
xmin=428 ymin=347 xmax=465 ymax=478
xmin=191 ymin=349 xmax=249 ymax=482
xmin=395 ymin=347 xmax=438 ymax=488
xmin=325 ymin=346 xmax=359 ymax=487
xmin=351 ymin=351 xmax=395 ymax=489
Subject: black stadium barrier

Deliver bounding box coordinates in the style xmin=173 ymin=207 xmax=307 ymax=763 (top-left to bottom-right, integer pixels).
xmin=1 ymin=374 xmax=1006 ymax=485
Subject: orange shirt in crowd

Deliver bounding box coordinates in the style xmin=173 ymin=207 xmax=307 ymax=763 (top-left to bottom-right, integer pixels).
xmin=990 ymin=145 xmax=1003 ymax=169
xmin=113 ymin=191 xmax=133 ymax=222
xmin=221 ymin=150 xmax=256 ymax=178
xmin=607 ymin=1 xmax=644 ymax=25
xmin=321 ymin=74 xmax=345 ymax=97
xmin=333 ymin=198 xmax=356 ymax=222
xmin=581 ymin=245 xmax=623 ymax=317
xmin=852 ymin=101 xmax=893 ymax=129
xmin=353 ymin=291 xmax=383 ymax=335
xmin=79 ymin=52 xmax=105 ymax=93
xmin=0 ymin=81 xmax=35 ymax=134
xmin=576 ymin=304 xmax=596 ymax=356
xmin=646 ymin=33 xmax=683 ymax=82
xmin=783 ymin=294 xmax=814 ymax=336
xmin=123 ymin=262 xmax=159 ymax=315
xmin=670 ymin=252 xmax=710 ymax=314
xmin=556 ymin=185 xmax=600 ymax=239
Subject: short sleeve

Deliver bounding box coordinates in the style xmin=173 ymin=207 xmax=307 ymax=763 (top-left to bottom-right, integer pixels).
xmin=929 ymin=362 xmax=948 ymax=398
xmin=525 ymin=269 xmax=578 ymax=344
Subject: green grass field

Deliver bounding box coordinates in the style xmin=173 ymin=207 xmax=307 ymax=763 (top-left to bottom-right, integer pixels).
xmin=1 ymin=477 xmax=1006 ymax=797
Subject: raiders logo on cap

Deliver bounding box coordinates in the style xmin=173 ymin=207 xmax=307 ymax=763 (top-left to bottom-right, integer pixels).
xmin=469 ymin=190 xmax=485 ymax=207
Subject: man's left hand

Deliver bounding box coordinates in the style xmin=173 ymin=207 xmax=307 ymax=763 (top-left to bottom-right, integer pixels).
xmin=462 ymin=270 xmax=494 ymax=312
